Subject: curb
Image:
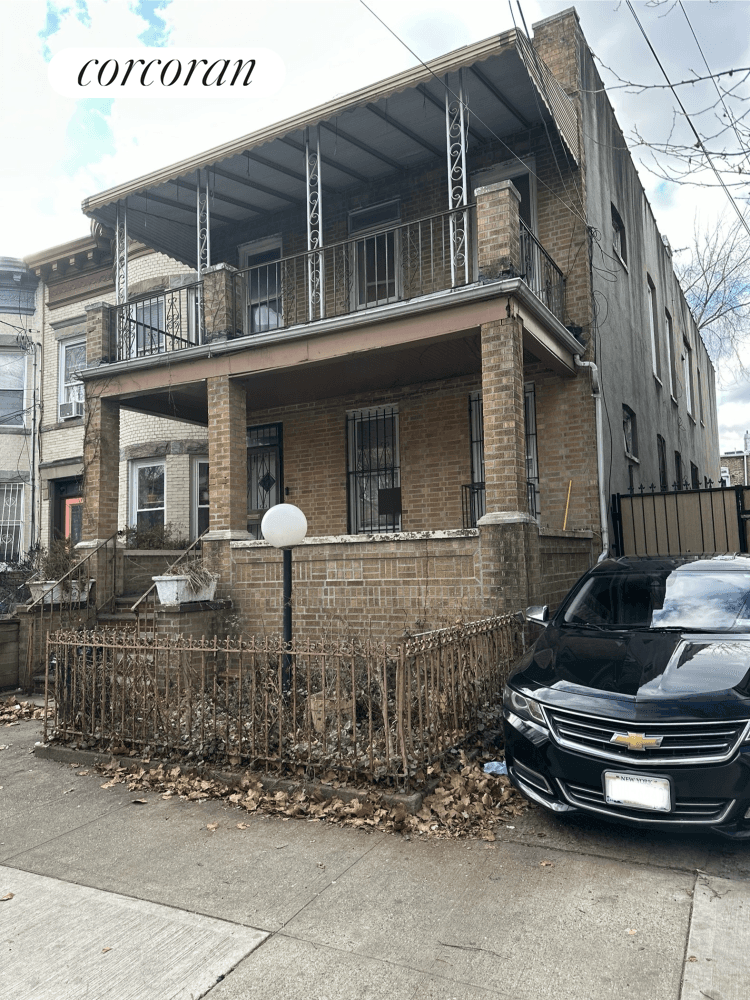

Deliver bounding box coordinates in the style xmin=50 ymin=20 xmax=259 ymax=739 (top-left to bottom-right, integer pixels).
xmin=33 ymin=743 xmax=424 ymax=814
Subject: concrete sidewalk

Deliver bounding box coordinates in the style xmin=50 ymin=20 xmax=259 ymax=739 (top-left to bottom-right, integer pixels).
xmin=1 ymin=716 xmax=749 ymax=999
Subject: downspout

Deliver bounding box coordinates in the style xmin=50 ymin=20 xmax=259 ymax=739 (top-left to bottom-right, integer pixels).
xmin=574 ymin=355 xmax=609 ymax=561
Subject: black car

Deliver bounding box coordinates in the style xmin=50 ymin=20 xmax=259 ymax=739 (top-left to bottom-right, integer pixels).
xmin=503 ymin=555 xmax=750 ymax=839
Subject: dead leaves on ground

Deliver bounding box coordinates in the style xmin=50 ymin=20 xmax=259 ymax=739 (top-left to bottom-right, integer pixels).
xmin=91 ymin=753 xmax=527 ymax=840
xmin=1 ymin=696 xmax=49 ymax=726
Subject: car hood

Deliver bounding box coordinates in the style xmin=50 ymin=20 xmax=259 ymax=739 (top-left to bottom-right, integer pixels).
xmin=513 ymin=626 xmax=750 ymax=720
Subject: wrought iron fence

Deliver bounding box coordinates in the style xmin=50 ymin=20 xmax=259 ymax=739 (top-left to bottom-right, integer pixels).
xmin=44 ymin=613 xmax=524 ymax=787
xmin=461 ymin=482 xmax=485 ymax=528
xmin=232 ymin=207 xmax=475 ymax=335
xmin=519 ymin=219 xmax=565 ymax=322
xmin=112 ymin=282 xmax=204 ymax=362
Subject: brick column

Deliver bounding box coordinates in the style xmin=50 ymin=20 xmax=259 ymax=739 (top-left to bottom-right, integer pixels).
xmin=82 ymin=393 xmax=120 ymax=543
xmin=84 ymin=301 xmax=115 ymax=365
xmin=475 ymin=180 xmax=521 ymax=280
xmin=205 ymin=375 xmax=248 ymax=537
xmin=202 ymin=263 xmax=240 ymax=342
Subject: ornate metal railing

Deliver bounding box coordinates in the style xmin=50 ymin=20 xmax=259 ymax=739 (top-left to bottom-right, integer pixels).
xmin=461 ymin=482 xmax=485 ymax=528
xmin=519 ymin=219 xmax=565 ymax=322
xmin=112 ymin=281 xmax=204 ymax=362
xmin=232 ymin=206 xmax=475 ymax=336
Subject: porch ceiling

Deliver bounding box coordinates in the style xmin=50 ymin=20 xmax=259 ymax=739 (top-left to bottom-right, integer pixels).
xmin=115 ymin=331 xmax=482 ymax=423
xmin=81 ymin=30 xmax=578 ymax=269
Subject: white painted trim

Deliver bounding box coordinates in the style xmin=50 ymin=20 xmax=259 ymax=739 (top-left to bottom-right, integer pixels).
xmin=230 ymin=528 xmax=479 ymax=549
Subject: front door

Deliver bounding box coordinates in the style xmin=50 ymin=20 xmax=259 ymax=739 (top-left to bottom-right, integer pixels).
xmin=52 ymin=478 xmax=82 ymax=544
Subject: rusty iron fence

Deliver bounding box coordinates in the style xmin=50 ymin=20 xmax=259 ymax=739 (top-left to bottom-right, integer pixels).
xmin=44 ymin=614 xmax=523 ymax=787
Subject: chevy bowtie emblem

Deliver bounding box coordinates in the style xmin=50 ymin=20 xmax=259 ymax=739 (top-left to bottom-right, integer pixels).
xmin=610 ymin=731 xmax=664 ymax=751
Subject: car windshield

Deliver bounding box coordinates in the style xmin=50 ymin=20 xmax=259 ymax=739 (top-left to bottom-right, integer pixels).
xmin=561 ymin=567 xmax=750 ymax=631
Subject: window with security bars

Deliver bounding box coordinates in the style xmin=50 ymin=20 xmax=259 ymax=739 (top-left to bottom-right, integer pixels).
xmin=0 ymin=484 xmax=23 ymax=562
xmin=247 ymin=423 xmax=282 ymax=539
xmin=525 ymin=383 xmax=540 ymax=519
xmin=347 ymin=407 xmax=400 ymax=533
xmin=0 ymin=354 xmax=25 ymax=426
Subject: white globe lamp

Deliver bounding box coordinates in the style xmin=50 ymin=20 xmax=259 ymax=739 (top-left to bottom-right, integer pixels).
xmin=261 ymin=504 xmax=307 ymax=691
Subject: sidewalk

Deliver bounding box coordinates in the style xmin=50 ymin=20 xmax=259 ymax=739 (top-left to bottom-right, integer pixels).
xmin=1 ymin=714 xmax=749 ymax=999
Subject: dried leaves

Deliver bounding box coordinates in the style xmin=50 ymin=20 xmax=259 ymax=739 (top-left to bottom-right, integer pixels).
xmin=92 ymin=753 xmax=527 ymax=840
xmin=0 ymin=696 xmax=49 ymax=726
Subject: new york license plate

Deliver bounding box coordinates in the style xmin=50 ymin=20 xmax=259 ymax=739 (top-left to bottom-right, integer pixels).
xmin=604 ymin=772 xmax=671 ymax=812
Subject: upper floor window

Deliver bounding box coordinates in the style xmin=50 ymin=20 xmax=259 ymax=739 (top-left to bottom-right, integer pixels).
xmin=682 ymin=338 xmax=693 ymax=415
xmin=647 ymin=276 xmax=661 ymax=380
xmin=349 ymin=201 xmax=401 ymax=309
xmin=665 ymin=308 xmax=676 ymax=397
xmin=0 ymin=354 xmax=25 ymax=427
xmin=59 ymin=339 xmax=86 ymax=420
xmin=623 ymin=405 xmax=638 ymax=460
xmin=239 ymin=236 xmax=283 ymax=334
xmin=611 ymin=204 xmax=627 ymax=265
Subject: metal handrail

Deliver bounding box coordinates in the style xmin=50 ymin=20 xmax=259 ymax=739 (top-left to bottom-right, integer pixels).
xmin=26 ymin=532 xmax=119 ymax=612
xmin=129 ymin=530 xmax=207 ymax=614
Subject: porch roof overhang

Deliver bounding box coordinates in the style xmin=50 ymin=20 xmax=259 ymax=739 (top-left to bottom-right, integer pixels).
xmin=81 ymin=29 xmax=578 ymax=269
xmin=80 ymin=278 xmax=580 ymax=423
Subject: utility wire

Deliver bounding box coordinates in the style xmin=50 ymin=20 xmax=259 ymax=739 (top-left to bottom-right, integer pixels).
xmin=626 ymin=0 xmax=750 ymax=240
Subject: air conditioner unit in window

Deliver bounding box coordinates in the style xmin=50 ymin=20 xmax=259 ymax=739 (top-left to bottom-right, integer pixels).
xmin=59 ymin=401 xmax=84 ymax=420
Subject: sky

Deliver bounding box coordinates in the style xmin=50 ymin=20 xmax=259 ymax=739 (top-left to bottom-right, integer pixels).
xmin=1 ymin=0 xmax=749 ymax=451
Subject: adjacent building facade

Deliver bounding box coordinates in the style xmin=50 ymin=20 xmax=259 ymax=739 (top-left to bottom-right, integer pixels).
xmin=5 ymin=7 xmax=719 ymax=639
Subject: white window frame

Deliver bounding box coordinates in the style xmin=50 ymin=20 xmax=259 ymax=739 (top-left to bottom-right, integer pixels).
xmin=238 ymin=234 xmax=283 ymax=335
xmin=129 ymin=459 xmax=166 ymax=533
xmin=0 ymin=352 xmax=26 ymax=428
xmin=0 ymin=483 xmax=24 ymax=563
xmin=58 ymin=337 xmax=86 ymax=419
xmin=682 ymin=339 xmax=693 ymax=415
xmin=348 ymin=201 xmax=402 ymax=311
xmin=191 ymin=455 xmax=210 ymax=540
xmin=647 ymin=276 xmax=661 ymax=381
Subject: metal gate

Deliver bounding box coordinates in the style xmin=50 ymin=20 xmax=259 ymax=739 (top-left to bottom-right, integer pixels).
xmin=611 ymin=484 xmax=750 ymax=557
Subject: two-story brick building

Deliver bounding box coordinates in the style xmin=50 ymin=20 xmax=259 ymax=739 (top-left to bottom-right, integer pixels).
xmin=40 ymin=8 xmax=718 ymax=638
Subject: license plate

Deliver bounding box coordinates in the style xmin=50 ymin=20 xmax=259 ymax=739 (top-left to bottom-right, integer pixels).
xmin=604 ymin=772 xmax=671 ymax=812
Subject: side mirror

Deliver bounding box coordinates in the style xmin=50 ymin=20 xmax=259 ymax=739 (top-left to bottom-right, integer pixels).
xmin=525 ymin=605 xmax=549 ymax=627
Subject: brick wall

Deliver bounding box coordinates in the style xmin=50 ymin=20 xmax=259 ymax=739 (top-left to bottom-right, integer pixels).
xmin=538 ymin=529 xmax=593 ymax=611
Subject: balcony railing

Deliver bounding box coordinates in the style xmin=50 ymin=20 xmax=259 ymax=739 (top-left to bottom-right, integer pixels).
xmin=233 ymin=206 xmax=475 ymax=336
xmin=519 ymin=219 xmax=565 ymax=322
xmin=112 ymin=281 xmax=204 ymax=362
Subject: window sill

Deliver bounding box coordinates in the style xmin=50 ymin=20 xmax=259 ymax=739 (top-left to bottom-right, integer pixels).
xmin=0 ymin=426 xmax=29 ymax=435
xmin=612 ymin=247 xmax=628 ymax=272
xmin=671 ymin=395 xmax=678 ymax=406
xmin=688 ymin=413 xmax=697 ymax=424
xmin=653 ymin=374 xmax=663 ymax=387
xmin=625 ymin=451 xmax=639 ymax=463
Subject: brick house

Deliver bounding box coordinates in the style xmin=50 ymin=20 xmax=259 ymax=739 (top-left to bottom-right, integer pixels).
xmin=66 ymin=8 xmax=717 ymax=638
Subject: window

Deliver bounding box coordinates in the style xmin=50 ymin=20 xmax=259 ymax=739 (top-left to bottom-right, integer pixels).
xmin=623 ymin=405 xmax=638 ymax=459
xmin=675 ymin=451 xmax=684 ymax=491
xmin=125 ymin=297 xmax=165 ymax=357
xmin=0 ymin=484 xmax=23 ymax=562
xmin=347 ymin=406 xmax=400 ymax=533
xmin=657 ymin=435 xmax=668 ymax=491
xmin=611 ymin=204 xmax=627 ymax=265
xmin=192 ymin=458 xmax=209 ymax=539
xmin=0 ymin=354 xmax=25 ymax=427
xmin=247 ymin=423 xmax=282 ymax=539
xmin=665 ymin=309 xmax=676 ymax=397
xmin=646 ymin=277 xmax=661 ymax=379
xmin=682 ymin=338 xmax=693 ymax=414
xmin=691 ymin=462 xmax=700 ymax=490
xmin=525 ymin=383 xmax=540 ymax=518
xmin=240 ymin=237 xmax=282 ymax=334
xmin=697 ymin=368 xmax=705 ymax=423
xmin=59 ymin=339 xmax=86 ymax=418
xmin=130 ymin=460 xmax=165 ymax=533
xmin=349 ymin=201 xmax=401 ymax=309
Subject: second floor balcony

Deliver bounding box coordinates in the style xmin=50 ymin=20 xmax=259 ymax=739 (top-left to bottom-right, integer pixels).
xmin=109 ymin=206 xmax=566 ymax=363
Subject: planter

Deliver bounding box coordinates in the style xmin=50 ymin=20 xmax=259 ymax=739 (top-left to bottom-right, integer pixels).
xmin=28 ymin=579 xmax=94 ymax=605
xmin=152 ymin=573 xmax=218 ymax=606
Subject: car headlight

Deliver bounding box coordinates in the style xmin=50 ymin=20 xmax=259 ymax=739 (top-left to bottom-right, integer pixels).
xmin=503 ymin=686 xmax=546 ymax=725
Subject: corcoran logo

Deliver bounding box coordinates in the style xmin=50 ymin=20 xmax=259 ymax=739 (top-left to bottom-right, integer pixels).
xmin=48 ymin=48 xmax=284 ymax=100
xmin=610 ymin=731 xmax=664 ymax=752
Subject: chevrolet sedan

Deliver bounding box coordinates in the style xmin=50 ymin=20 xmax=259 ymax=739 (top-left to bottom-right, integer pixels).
xmin=503 ymin=555 xmax=750 ymax=839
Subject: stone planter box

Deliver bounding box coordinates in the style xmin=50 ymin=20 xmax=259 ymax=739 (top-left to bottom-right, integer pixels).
xmin=28 ymin=579 xmax=94 ymax=605
xmin=152 ymin=574 xmax=218 ymax=606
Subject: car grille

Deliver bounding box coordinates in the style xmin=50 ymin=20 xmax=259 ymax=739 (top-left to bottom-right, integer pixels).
xmin=544 ymin=706 xmax=749 ymax=765
xmin=561 ymin=780 xmax=731 ymax=823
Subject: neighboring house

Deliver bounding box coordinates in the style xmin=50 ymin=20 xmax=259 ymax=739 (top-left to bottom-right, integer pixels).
xmin=23 ymin=233 xmax=208 ymax=553
xmin=0 ymin=257 xmax=38 ymax=569
xmin=720 ymin=433 xmax=750 ymax=487
xmin=51 ymin=8 xmax=717 ymax=636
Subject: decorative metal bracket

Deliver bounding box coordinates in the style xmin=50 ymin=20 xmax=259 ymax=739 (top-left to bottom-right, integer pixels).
xmin=445 ymin=70 xmax=469 ymax=287
xmin=305 ymin=126 xmax=324 ymax=320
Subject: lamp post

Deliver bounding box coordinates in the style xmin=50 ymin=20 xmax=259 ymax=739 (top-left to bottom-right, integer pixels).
xmin=261 ymin=503 xmax=307 ymax=691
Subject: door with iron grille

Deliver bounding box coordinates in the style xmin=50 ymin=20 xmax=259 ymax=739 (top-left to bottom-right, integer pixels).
xmin=247 ymin=423 xmax=283 ymax=539
xmin=347 ymin=407 xmax=401 ymax=533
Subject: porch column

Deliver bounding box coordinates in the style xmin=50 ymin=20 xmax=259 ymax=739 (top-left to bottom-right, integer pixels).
xmin=305 ymin=125 xmax=324 ymax=320
xmin=475 ymin=180 xmax=521 ymax=280
xmin=445 ymin=68 xmax=469 ymax=286
xmin=202 ymin=262 xmax=240 ymax=342
xmin=205 ymin=375 xmax=248 ymax=537
xmin=81 ymin=392 xmax=120 ymax=544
